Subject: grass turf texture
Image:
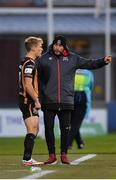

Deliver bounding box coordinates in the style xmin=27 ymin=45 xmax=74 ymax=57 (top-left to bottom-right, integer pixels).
xmin=0 ymin=133 xmax=116 ymax=179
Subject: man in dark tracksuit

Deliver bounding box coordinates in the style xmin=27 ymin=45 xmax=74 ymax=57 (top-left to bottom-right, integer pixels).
xmin=36 ymin=35 xmax=112 ymax=164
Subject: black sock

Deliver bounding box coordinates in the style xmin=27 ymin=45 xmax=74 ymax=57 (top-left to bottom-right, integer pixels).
xmin=23 ymin=133 xmax=36 ymax=161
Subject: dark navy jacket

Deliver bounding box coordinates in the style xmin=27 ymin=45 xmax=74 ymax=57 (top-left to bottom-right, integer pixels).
xmin=37 ymin=46 xmax=107 ymax=110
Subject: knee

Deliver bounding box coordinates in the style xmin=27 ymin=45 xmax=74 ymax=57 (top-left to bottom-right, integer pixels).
xmin=44 ymin=122 xmax=54 ymax=131
xmin=28 ymin=126 xmax=38 ymax=135
xmin=61 ymin=125 xmax=71 ymax=134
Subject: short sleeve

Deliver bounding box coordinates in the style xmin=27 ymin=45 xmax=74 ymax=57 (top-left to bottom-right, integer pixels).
xmin=24 ymin=61 xmax=35 ymax=78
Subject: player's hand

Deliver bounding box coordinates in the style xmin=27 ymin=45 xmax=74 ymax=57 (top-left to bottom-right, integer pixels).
xmin=35 ymin=99 xmax=41 ymax=110
xmin=104 ymin=55 xmax=112 ymax=64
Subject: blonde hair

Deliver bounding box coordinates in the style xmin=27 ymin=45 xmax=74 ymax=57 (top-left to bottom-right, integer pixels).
xmin=24 ymin=36 xmax=43 ymax=52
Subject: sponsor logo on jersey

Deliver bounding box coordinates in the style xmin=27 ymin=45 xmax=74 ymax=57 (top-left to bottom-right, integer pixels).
xmin=24 ymin=68 xmax=33 ymax=74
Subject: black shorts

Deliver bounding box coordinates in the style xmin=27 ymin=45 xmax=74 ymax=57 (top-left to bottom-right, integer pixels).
xmin=19 ymin=98 xmax=39 ymax=120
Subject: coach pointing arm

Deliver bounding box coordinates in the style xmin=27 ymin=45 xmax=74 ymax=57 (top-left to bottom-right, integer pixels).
xmin=77 ymin=55 xmax=112 ymax=69
xmin=36 ymin=35 xmax=112 ymax=165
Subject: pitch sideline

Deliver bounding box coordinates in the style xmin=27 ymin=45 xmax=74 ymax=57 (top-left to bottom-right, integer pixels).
xmin=71 ymin=154 xmax=97 ymax=165
xmin=21 ymin=170 xmax=56 ymax=179
xmin=21 ymin=154 xmax=96 ymax=179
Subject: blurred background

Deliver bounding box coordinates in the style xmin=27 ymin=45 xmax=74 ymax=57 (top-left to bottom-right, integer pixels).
xmin=0 ymin=0 xmax=116 ymax=137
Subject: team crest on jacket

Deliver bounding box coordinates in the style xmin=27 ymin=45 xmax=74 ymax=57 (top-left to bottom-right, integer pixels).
xmin=63 ymin=56 xmax=69 ymax=61
xmin=49 ymin=57 xmax=53 ymax=60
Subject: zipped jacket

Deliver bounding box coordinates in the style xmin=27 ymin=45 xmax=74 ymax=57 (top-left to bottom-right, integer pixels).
xmin=37 ymin=46 xmax=107 ymax=110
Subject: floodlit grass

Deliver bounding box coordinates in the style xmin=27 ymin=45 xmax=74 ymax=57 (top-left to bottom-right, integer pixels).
xmin=0 ymin=133 xmax=116 ymax=179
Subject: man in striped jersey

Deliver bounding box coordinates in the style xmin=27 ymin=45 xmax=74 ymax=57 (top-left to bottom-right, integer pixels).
xmin=19 ymin=36 xmax=43 ymax=166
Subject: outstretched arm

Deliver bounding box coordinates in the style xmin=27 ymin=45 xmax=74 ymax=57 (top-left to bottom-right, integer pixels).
xmin=77 ymin=55 xmax=112 ymax=70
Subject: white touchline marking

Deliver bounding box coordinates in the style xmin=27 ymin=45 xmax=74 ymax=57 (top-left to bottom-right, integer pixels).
xmin=21 ymin=170 xmax=56 ymax=179
xmin=71 ymin=154 xmax=97 ymax=165
xmin=16 ymin=154 xmax=96 ymax=178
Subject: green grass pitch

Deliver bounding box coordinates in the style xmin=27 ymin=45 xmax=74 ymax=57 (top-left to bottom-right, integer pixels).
xmin=0 ymin=133 xmax=116 ymax=179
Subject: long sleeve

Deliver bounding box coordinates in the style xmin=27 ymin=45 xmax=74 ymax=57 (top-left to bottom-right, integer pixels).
xmin=76 ymin=55 xmax=107 ymax=70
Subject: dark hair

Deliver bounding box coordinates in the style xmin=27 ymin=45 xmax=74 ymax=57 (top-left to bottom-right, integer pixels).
xmin=53 ymin=35 xmax=67 ymax=48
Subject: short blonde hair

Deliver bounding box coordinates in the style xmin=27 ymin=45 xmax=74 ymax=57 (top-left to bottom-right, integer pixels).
xmin=24 ymin=36 xmax=43 ymax=52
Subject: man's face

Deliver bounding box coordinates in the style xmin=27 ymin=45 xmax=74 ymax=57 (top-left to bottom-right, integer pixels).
xmin=33 ymin=42 xmax=43 ymax=58
xmin=53 ymin=43 xmax=64 ymax=55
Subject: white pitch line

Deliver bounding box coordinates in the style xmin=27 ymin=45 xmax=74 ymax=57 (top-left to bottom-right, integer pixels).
xmin=21 ymin=170 xmax=56 ymax=179
xmin=20 ymin=154 xmax=96 ymax=178
xmin=71 ymin=154 xmax=96 ymax=165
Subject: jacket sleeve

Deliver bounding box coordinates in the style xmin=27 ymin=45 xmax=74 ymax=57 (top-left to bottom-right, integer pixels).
xmin=76 ymin=55 xmax=107 ymax=70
